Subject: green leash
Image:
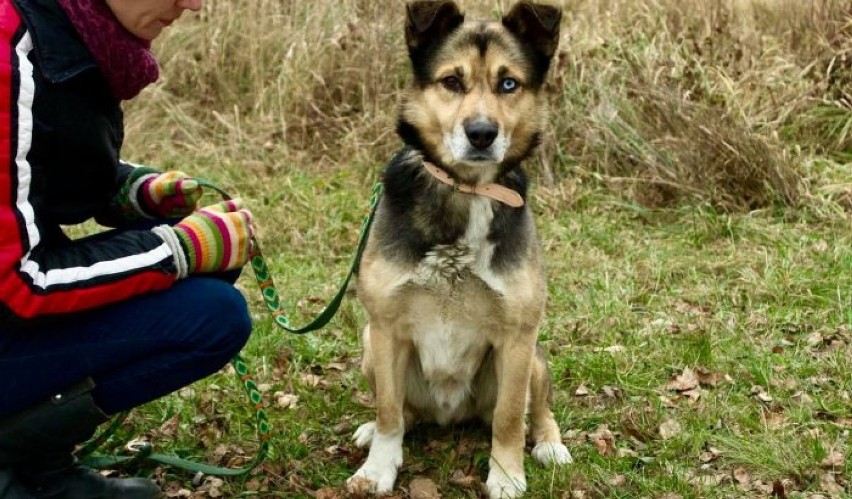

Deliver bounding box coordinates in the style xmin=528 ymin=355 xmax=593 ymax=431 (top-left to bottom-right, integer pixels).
xmin=80 ymin=356 xmax=270 ymax=476
xmin=213 ymin=180 xmax=385 ymax=335
xmin=79 ymin=179 xmax=384 ymax=477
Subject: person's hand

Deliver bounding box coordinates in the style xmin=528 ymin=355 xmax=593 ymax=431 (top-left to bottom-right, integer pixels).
xmin=172 ymin=199 xmax=254 ymax=274
xmin=140 ymin=171 xmax=203 ymax=218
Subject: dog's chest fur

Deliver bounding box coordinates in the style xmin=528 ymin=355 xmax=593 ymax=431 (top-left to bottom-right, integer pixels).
xmin=394 ymin=189 xmax=513 ymax=423
xmin=411 ymin=196 xmax=505 ymax=295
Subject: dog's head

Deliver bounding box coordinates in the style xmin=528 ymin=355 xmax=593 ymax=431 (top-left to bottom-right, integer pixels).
xmin=397 ymin=1 xmax=561 ymax=184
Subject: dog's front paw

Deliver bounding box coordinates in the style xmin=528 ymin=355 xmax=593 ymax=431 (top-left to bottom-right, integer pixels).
xmin=352 ymin=421 xmax=376 ymax=449
xmin=347 ymin=460 xmax=399 ymax=494
xmin=485 ymin=468 xmax=526 ymax=499
xmin=347 ymin=429 xmax=403 ymax=494
xmin=532 ymin=442 xmax=573 ymax=466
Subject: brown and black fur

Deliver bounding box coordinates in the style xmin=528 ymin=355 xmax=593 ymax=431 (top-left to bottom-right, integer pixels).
xmin=347 ymin=2 xmax=570 ymax=498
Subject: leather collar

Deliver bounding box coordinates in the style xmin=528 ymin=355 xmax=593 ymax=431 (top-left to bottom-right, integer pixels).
xmin=422 ymin=161 xmax=524 ymax=208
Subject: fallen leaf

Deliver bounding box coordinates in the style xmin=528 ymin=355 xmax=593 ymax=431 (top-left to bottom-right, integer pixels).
xmin=666 ymin=369 xmax=699 ymax=392
xmin=699 ymin=447 xmax=721 ymax=463
xmin=750 ymin=386 xmax=773 ymax=403
xmin=819 ymin=473 xmax=844 ymax=494
xmin=575 ymin=384 xmax=590 ymax=396
xmin=315 ymin=488 xmax=343 ymax=499
xmin=733 ymin=467 xmax=751 ymax=487
xmin=658 ymin=419 xmax=682 ymax=440
xmin=448 ymin=470 xmax=478 ymax=489
xmin=164 ymin=481 xmax=190 ymax=498
xmin=752 ymin=480 xmax=773 ymax=493
xmin=274 ymin=392 xmax=299 ymax=409
xmin=601 ymin=385 xmax=622 ymax=398
xmin=609 ymin=475 xmax=626 ymax=487
xmin=299 ymin=373 xmax=323 ymax=387
xmin=199 ymin=477 xmax=225 ymax=498
xmin=682 ymin=389 xmax=701 ymax=403
xmin=696 ymin=369 xmax=724 ymax=387
xmin=325 ymin=445 xmax=345 ymax=456
xmin=821 ymin=450 xmax=844 ymax=469
xmin=659 ymin=395 xmax=677 ymax=408
xmin=346 ymin=477 xmax=374 ymax=497
xmin=805 ymin=332 xmax=824 ymax=347
xmin=791 ymin=391 xmax=813 ymax=404
xmin=762 ymin=411 xmax=786 ymax=430
xmin=588 ymin=425 xmax=616 ymax=456
xmin=409 ymin=477 xmax=441 ymax=499
xmin=159 ymin=414 xmax=181 ymax=439
xmin=757 ymin=392 xmax=774 ymax=403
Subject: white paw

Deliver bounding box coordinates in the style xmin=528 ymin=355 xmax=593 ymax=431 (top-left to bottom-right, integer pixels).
xmin=485 ymin=468 xmax=527 ymax=499
xmin=352 ymin=421 xmax=376 ymax=449
xmin=347 ymin=460 xmax=400 ymax=494
xmin=532 ymin=442 xmax=573 ymax=466
xmin=346 ymin=428 xmax=403 ymax=494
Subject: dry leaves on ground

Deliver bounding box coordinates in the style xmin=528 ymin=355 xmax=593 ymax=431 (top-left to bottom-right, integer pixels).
xmin=658 ymin=419 xmax=682 ymax=440
xmin=588 ymin=425 xmax=617 ymax=456
xmin=409 ymin=477 xmax=441 ymax=499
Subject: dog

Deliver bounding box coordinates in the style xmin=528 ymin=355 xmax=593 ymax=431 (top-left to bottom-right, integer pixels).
xmin=347 ymin=2 xmax=571 ymax=497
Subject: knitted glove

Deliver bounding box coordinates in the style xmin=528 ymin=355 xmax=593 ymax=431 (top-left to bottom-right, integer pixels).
xmin=139 ymin=170 xmax=203 ymax=219
xmin=170 ymin=200 xmax=254 ymax=274
xmin=103 ymin=164 xmax=160 ymax=225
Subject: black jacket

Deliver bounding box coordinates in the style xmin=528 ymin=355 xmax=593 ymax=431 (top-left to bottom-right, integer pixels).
xmin=0 ymin=0 xmax=178 ymax=327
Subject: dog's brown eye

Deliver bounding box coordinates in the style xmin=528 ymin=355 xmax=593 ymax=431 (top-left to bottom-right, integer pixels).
xmin=440 ymin=76 xmax=464 ymax=93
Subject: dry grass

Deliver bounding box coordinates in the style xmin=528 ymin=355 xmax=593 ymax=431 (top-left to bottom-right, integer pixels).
xmin=547 ymin=0 xmax=852 ymax=208
xmin=126 ymin=0 xmax=852 ymax=211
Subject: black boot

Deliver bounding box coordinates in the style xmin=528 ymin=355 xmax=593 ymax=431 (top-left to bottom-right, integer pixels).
xmin=0 ymin=378 xmax=161 ymax=499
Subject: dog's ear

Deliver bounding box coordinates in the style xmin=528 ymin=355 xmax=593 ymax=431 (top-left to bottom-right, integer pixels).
xmin=406 ymin=1 xmax=464 ymax=52
xmin=502 ymin=1 xmax=561 ymax=61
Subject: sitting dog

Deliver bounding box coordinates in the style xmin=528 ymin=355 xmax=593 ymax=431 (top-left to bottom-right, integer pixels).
xmin=348 ymin=1 xmax=571 ymax=497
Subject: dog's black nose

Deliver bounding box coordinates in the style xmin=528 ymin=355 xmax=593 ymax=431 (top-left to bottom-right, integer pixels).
xmin=464 ymin=121 xmax=498 ymax=150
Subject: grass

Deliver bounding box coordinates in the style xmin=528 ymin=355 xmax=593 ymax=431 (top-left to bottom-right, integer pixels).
xmin=87 ymin=0 xmax=852 ymax=497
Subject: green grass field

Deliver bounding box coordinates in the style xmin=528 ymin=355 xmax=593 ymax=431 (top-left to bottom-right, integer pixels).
xmin=94 ymin=1 xmax=851 ymax=497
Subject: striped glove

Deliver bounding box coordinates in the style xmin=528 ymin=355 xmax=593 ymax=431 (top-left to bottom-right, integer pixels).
xmin=139 ymin=171 xmax=203 ymax=219
xmin=170 ymin=200 xmax=254 ymax=274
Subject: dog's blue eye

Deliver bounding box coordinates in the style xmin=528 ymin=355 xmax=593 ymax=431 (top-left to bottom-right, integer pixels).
xmin=499 ymin=77 xmax=518 ymax=93
xmin=441 ymin=76 xmax=464 ymax=93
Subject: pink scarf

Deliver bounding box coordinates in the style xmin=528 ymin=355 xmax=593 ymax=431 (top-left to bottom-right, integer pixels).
xmin=55 ymin=0 xmax=159 ymax=101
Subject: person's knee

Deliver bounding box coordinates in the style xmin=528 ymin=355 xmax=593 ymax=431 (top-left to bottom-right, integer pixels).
xmin=193 ymin=280 xmax=252 ymax=358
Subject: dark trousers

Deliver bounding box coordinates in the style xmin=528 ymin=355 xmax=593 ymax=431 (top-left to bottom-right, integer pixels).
xmin=0 ymin=272 xmax=252 ymax=418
